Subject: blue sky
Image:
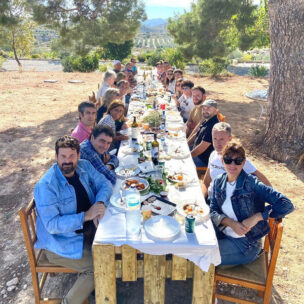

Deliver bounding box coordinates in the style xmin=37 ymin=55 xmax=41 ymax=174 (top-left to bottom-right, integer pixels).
xmin=143 ymin=0 xmax=261 ymax=20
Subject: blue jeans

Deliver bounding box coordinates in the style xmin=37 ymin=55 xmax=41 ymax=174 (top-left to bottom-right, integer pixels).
xmin=193 ymin=156 xmax=207 ymax=167
xmin=216 ymin=230 xmax=262 ymax=265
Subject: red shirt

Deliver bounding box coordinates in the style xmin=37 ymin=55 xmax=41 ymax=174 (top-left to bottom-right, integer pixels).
xmin=71 ymin=121 xmax=92 ymax=143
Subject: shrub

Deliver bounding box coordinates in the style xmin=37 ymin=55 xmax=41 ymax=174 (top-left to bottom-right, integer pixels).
xmin=227 ymin=49 xmax=243 ymax=60
xmin=199 ymin=57 xmax=229 ymax=77
xmin=99 ymin=63 xmax=108 ymax=72
xmin=242 ymin=53 xmax=252 ymax=62
xmin=61 ymin=54 xmax=99 ymax=72
xmin=137 ymin=53 xmax=146 ymax=63
xmin=163 ymin=48 xmax=186 ymax=70
xmin=31 ymin=54 xmax=40 ymax=59
xmin=147 ymin=51 xmax=164 ymax=66
xmin=0 ymin=56 xmax=5 ymax=68
xmin=249 ymin=65 xmax=269 ymax=77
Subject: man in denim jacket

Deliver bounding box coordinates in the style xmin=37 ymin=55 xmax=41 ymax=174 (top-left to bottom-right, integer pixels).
xmin=34 ymin=136 xmax=112 ymax=304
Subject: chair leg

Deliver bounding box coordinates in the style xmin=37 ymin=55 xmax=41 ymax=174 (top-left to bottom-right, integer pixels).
xmin=263 ymin=287 xmax=272 ymax=304
xmin=82 ymin=299 xmax=89 ymax=304
xmin=212 ymin=278 xmax=217 ymax=304
xmin=32 ymin=272 xmax=42 ymax=304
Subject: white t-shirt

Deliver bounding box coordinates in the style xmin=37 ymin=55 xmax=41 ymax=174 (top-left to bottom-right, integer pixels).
xmin=178 ymin=94 xmax=194 ymax=120
xmin=167 ymin=80 xmax=175 ymax=94
xmin=96 ymin=84 xmax=110 ymax=100
xmin=221 ymin=182 xmax=245 ymax=238
xmin=208 ymin=151 xmax=257 ymax=197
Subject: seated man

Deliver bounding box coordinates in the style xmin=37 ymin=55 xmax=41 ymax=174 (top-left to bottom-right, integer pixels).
xmin=186 ymin=86 xmax=206 ymax=137
xmin=80 ymin=125 xmax=119 ymax=185
xmin=34 ymin=136 xmax=112 ymax=304
xmin=113 ymin=59 xmax=122 ymax=74
xmin=188 ymin=99 xmax=219 ymax=167
xmin=202 ymin=122 xmax=271 ymax=203
xmin=71 ymin=101 xmax=97 ymax=143
xmin=177 ymin=79 xmax=194 ymax=122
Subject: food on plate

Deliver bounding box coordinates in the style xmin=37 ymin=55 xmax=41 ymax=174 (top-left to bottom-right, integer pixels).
xmin=168 ymin=173 xmax=184 ymax=182
xmin=124 ymin=179 xmax=146 ymax=190
xmin=182 ymin=204 xmax=204 ymax=216
xmin=151 ymin=205 xmax=161 ymax=210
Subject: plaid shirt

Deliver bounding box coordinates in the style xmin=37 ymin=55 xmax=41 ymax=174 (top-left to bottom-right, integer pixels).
xmin=80 ymin=140 xmax=119 ymax=185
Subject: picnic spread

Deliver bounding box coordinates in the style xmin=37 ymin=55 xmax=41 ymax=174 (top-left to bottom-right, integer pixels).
xmin=92 ymin=71 xmax=221 ymax=304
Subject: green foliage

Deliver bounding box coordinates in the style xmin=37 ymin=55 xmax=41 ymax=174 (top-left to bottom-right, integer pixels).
xmin=198 ymin=57 xmax=229 ymax=77
xmin=103 ymin=40 xmax=134 ymax=61
xmin=62 ymin=54 xmax=99 ymax=72
xmin=137 ymin=53 xmax=146 ymax=62
xmin=163 ymin=48 xmax=186 ymax=70
xmin=0 ymin=0 xmax=36 ymax=66
xmin=31 ymin=53 xmax=40 ymax=58
xmin=249 ymin=65 xmax=269 ymax=77
xmin=167 ymin=0 xmax=269 ymax=62
xmin=147 ymin=51 xmax=164 ymax=66
xmin=99 ymin=63 xmax=108 ymax=73
xmin=242 ymin=53 xmax=252 ymax=62
xmin=0 ymin=55 xmax=5 ymax=68
xmin=227 ymin=49 xmax=243 ymax=60
xmin=30 ymin=0 xmax=146 ymax=56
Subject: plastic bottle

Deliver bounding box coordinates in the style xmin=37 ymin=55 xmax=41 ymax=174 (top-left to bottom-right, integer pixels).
xmin=125 ymin=184 xmax=141 ymax=237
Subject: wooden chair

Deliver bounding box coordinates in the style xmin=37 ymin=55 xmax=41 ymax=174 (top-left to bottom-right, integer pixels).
xmin=212 ymin=218 xmax=283 ymax=304
xmin=19 ymin=199 xmax=89 ymax=304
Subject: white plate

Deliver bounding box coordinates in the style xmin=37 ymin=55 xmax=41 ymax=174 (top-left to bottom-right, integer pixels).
xmin=115 ymin=164 xmax=140 ymax=178
xmin=110 ymin=192 xmax=126 ymax=211
xmin=167 ymin=173 xmax=192 ymax=184
xmin=121 ymin=177 xmax=150 ymax=193
xmin=177 ymin=202 xmax=210 ymax=223
xmin=144 ymin=215 xmax=180 ymax=242
xmin=166 ymin=131 xmax=185 ymax=140
xmin=168 ymin=148 xmax=190 ymax=159
xmin=120 ymin=145 xmax=143 ymax=154
xmin=166 ymin=116 xmax=182 ymax=123
xmin=138 ymin=161 xmax=157 ymax=173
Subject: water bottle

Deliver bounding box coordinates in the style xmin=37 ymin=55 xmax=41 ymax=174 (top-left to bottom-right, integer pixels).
xmin=125 ymin=185 xmax=141 ymax=238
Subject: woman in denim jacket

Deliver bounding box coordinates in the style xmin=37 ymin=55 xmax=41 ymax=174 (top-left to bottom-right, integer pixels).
xmin=210 ymin=142 xmax=294 ymax=265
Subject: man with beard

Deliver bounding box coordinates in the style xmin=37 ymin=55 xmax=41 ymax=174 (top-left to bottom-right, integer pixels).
xmin=34 ymin=135 xmax=112 ymax=304
xmin=188 ymin=99 xmax=219 ymax=167
xmin=186 ymin=86 xmax=207 ymax=137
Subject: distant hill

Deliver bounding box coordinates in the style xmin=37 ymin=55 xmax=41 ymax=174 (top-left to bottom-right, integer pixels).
xmin=140 ymin=18 xmax=168 ymax=34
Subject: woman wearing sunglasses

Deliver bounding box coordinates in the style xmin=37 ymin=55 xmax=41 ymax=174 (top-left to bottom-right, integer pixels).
xmin=210 ymin=141 xmax=294 ymax=265
xmin=165 ymin=68 xmax=175 ymax=93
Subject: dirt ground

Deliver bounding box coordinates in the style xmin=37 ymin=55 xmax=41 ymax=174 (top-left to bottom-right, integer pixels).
xmin=0 ymin=71 xmax=303 ymax=304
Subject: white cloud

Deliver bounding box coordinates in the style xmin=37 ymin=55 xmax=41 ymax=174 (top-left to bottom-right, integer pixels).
xmin=144 ymin=0 xmax=194 ymax=8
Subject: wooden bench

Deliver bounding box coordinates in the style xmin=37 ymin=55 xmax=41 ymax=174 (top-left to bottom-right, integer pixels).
xmin=19 ymin=199 xmax=89 ymax=304
xmin=93 ymin=243 xmax=215 ymax=304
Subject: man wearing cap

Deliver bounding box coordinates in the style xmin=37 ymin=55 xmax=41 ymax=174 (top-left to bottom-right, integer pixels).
xmin=113 ymin=60 xmax=122 ymax=74
xmin=187 ymin=99 xmax=219 ymax=167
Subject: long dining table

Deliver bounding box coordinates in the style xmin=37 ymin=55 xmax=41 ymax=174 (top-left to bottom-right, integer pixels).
xmin=92 ymin=76 xmax=221 ymax=304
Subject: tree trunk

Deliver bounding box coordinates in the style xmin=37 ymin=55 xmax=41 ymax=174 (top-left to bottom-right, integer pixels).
xmin=263 ymin=0 xmax=304 ymax=164
xmin=12 ymin=32 xmax=21 ymax=68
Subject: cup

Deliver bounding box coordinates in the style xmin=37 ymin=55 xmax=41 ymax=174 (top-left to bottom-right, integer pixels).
xmin=143 ymin=122 xmax=150 ymax=131
xmin=141 ymin=205 xmax=152 ymax=221
xmin=160 ymin=103 xmax=166 ymax=110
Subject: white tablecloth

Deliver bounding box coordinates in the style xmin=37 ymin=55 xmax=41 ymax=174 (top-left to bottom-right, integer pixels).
xmin=94 ymin=89 xmax=221 ymax=272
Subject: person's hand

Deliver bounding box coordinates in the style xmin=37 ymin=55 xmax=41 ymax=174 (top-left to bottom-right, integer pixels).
xmin=84 ymin=202 xmax=106 ymax=222
xmin=230 ymin=221 xmax=250 ymax=236
xmin=102 ymin=153 xmax=111 ymax=164
xmin=106 ymin=164 xmax=114 ymax=170
xmin=242 ymin=213 xmax=263 ymax=229
xmin=93 ymin=216 xmax=99 ymax=228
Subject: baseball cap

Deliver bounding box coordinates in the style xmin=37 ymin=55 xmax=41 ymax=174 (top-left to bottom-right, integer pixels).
xmin=113 ymin=60 xmax=121 ymax=65
xmin=202 ymin=99 xmax=217 ymax=108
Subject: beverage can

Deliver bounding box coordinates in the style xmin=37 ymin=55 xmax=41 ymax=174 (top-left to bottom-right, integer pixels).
xmin=185 ymin=214 xmax=195 ymax=233
xmin=146 ymin=141 xmax=152 ymax=150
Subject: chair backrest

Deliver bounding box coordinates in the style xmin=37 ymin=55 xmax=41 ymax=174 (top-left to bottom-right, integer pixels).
xmin=19 ymin=199 xmax=40 ymax=269
xmin=263 ymin=218 xmax=283 ymax=286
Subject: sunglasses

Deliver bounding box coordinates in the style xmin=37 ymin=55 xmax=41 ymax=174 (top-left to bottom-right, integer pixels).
xmin=167 ymin=73 xmax=173 ymax=76
xmin=182 ymin=87 xmax=190 ymax=90
xmin=223 ymin=156 xmax=245 ymax=165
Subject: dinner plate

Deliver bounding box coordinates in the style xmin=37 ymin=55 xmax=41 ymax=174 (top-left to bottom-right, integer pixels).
xmin=168 ymin=148 xmax=190 ymax=159
xmin=144 ymin=215 xmax=181 ymax=242
xmin=177 ymin=202 xmax=210 ymax=223
xmin=115 ymin=164 xmax=140 ymax=178
xmin=120 ymin=144 xmax=143 ymax=155
xmin=167 ymin=172 xmax=192 ymax=184
xmin=121 ymin=177 xmax=150 ymax=194
xmin=110 ymin=192 xmax=126 ymax=211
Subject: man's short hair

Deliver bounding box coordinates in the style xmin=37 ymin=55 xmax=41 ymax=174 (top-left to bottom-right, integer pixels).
xmin=55 ymin=135 xmax=80 ymax=155
xmin=173 ymin=69 xmax=183 ymax=75
xmin=117 ymin=80 xmax=129 ymax=87
xmin=192 ymin=86 xmax=206 ymax=95
xmin=212 ymin=122 xmax=232 ymax=136
xmin=181 ymin=79 xmax=194 ymax=89
xmin=78 ymin=101 xmax=95 ymax=115
xmin=90 ymin=125 xmax=114 ymax=140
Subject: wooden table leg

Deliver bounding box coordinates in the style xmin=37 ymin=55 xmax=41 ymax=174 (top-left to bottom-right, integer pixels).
xmin=93 ymin=244 xmax=116 ymax=304
xmin=192 ymin=263 xmax=215 ymax=304
xmin=144 ymin=254 xmax=166 ymax=304
xmin=172 ymin=255 xmax=187 ymax=280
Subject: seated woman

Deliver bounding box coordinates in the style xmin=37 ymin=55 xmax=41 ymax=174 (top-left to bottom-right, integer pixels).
xmin=165 ymin=68 xmax=175 ymax=94
xmin=97 ymin=88 xmax=120 ymax=123
xmin=98 ymin=100 xmax=128 ymax=149
xmin=210 ymin=141 xmax=294 ymax=266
